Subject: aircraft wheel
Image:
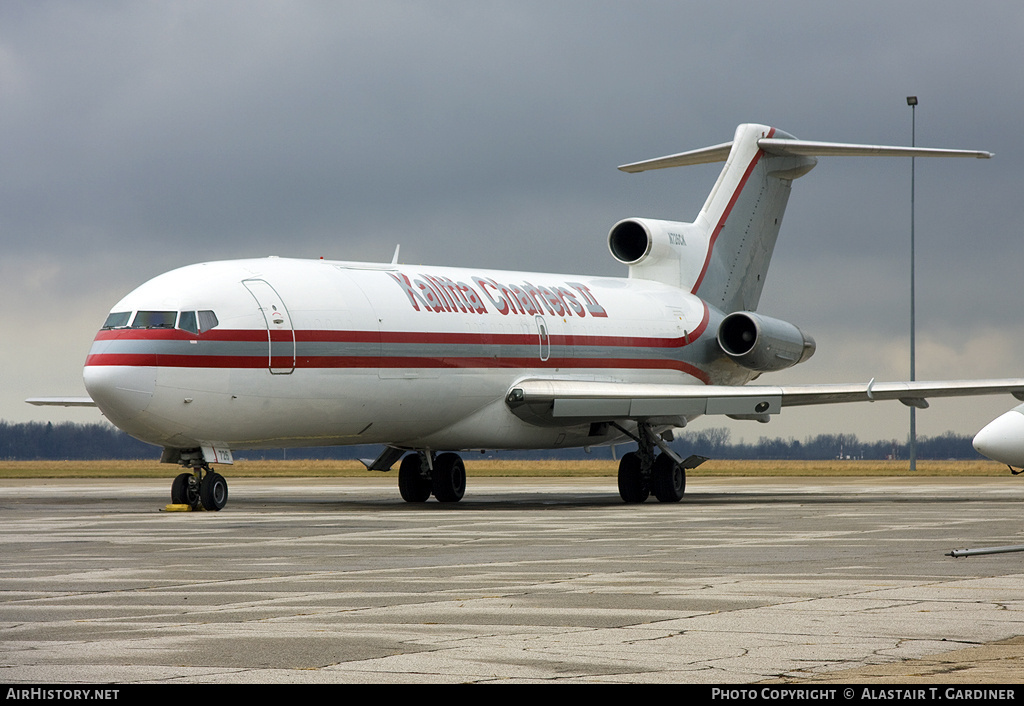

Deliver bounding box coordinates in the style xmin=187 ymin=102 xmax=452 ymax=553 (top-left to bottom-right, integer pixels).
xmin=200 ymin=471 xmax=228 ymax=511
xmin=617 ymin=452 xmax=649 ymax=503
xmin=651 ymin=453 xmax=685 ymax=503
xmin=171 ymin=472 xmax=200 ymax=509
xmin=398 ymin=454 xmax=432 ymax=502
xmin=431 ymin=452 xmax=466 ymax=503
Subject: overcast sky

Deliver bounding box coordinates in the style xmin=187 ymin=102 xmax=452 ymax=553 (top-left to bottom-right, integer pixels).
xmin=5 ymin=1 xmax=1023 ymax=447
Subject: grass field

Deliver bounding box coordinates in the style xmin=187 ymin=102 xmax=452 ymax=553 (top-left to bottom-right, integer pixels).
xmin=0 ymin=458 xmax=1011 ymax=479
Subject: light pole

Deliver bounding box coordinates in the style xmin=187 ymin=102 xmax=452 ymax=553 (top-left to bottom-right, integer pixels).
xmin=907 ymin=95 xmax=917 ymax=471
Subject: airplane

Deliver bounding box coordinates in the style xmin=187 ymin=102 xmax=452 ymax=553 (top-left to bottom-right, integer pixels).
xmin=28 ymin=123 xmax=1024 ymax=511
xmin=973 ymin=405 xmax=1024 ymax=471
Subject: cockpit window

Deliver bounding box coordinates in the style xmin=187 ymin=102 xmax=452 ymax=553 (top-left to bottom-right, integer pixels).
xmin=178 ymin=311 xmax=199 ymax=334
xmin=114 ymin=309 xmax=219 ymax=332
xmin=101 ymin=312 xmax=131 ymax=329
xmin=131 ymin=311 xmax=177 ymax=329
xmin=197 ymin=310 xmax=219 ymax=333
xmin=177 ymin=310 xmax=219 ymax=335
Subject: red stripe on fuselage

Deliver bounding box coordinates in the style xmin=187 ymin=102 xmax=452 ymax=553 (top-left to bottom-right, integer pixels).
xmin=85 ymin=303 xmax=713 ymax=383
xmin=83 ymin=353 xmax=711 ymax=383
xmin=92 ymin=328 xmax=267 ymax=342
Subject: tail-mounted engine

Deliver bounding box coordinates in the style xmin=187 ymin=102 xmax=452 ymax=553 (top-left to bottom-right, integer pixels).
xmin=717 ymin=311 xmax=815 ymax=372
xmin=608 ymin=218 xmax=705 ymax=289
xmin=609 ymin=218 xmax=661 ymax=265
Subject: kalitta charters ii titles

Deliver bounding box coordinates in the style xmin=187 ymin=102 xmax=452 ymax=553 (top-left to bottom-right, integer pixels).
xmin=388 ymin=271 xmax=609 ymax=318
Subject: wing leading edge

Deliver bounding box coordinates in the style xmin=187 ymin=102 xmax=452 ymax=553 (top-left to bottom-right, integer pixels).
xmin=505 ymin=378 xmax=1024 ymax=426
xmin=25 ymin=397 xmax=97 ymax=407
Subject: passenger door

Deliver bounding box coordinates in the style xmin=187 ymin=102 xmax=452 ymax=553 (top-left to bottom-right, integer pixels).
xmin=243 ymin=279 xmax=295 ymax=374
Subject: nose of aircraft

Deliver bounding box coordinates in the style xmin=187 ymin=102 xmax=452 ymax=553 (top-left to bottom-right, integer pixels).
xmin=972 ymin=404 xmax=1024 ymax=467
xmin=83 ymin=364 xmax=156 ymax=431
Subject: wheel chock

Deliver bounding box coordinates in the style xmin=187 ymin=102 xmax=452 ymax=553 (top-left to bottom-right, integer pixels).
xmin=163 ymin=503 xmax=194 ymax=512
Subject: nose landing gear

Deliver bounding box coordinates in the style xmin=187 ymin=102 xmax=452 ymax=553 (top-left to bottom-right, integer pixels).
xmin=169 ymin=453 xmax=229 ymax=511
xmin=170 ymin=472 xmax=201 ymax=509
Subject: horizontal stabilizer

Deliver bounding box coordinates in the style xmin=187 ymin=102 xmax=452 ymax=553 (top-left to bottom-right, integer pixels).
xmin=618 ymin=142 xmax=733 ymax=172
xmin=619 ymin=135 xmax=992 ymax=173
xmin=26 ymin=396 xmax=97 ymax=407
xmin=758 ymin=138 xmax=993 ymax=160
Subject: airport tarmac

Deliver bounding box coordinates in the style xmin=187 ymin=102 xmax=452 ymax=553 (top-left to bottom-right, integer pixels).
xmin=2 ymin=475 xmax=1024 ymax=684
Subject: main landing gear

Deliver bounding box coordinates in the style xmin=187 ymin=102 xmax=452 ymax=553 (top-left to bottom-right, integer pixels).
xmin=170 ymin=461 xmax=228 ymax=511
xmin=615 ymin=422 xmax=705 ymax=504
xmin=398 ymin=451 xmax=466 ymax=503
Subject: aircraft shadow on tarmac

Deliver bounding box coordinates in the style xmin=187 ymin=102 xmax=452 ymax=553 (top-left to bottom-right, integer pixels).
xmin=217 ymin=486 xmax=978 ymax=511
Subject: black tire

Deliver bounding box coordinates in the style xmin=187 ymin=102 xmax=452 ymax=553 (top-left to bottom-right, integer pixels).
xmin=398 ymin=454 xmax=431 ymax=502
xmin=431 ymin=453 xmax=466 ymax=503
xmin=651 ymin=453 xmax=686 ymax=503
xmin=617 ymin=452 xmax=649 ymax=503
xmin=171 ymin=472 xmax=200 ymax=509
xmin=199 ymin=471 xmax=228 ymax=511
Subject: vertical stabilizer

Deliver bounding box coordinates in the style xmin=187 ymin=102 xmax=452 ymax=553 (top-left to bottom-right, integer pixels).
xmin=691 ymin=124 xmax=816 ymax=312
xmin=615 ymin=124 xmax=817 ymax=312
xmin=617 ymin=124 xmax=990 ymax=313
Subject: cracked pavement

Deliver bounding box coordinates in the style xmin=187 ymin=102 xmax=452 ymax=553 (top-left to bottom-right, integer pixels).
xmin=1 ymin=476 xmax=1023 ymax=683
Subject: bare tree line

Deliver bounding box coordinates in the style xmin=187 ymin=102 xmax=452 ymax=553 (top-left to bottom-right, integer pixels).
xmin=1 ymin=421 xmax=981 ymax=461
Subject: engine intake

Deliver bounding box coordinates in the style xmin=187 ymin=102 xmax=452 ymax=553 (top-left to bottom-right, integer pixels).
xmin=607 ymin=217 xmax=705 ymax=289
xmin=608 ymin=219 xmax=653 ymax=264
xmin=717 ymin=311 xmax=815 ymax=372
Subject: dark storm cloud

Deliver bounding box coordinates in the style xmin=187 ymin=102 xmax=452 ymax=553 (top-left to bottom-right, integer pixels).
xmin=5 ymin=1 xmax=1024 ymax=439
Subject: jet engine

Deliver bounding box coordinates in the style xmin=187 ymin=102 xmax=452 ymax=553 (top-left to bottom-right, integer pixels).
xmin=717 ymin=311 xmax=815 ymax=372
xmin=608 ymin=218 xmax=688 ymax=265
xmin=607 ymin=218 xmax=706 ymax=289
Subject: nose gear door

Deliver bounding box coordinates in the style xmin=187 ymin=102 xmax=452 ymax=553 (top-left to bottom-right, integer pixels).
xmin=243 ymin=279 xmax=295 ymax=374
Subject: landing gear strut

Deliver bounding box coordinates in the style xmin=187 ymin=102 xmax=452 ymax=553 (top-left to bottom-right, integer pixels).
xmin=397 ymin=451 xmax=466 ymax=503
xmin=170 ymin=454 xmax=228 ymax=511
xmin=615 ymin=422 xmax=698 ymax=504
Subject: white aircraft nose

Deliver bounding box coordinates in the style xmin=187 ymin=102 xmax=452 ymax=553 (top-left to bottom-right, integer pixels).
xmin=973 ymin=404 xmax=1024 ymax=467
xmin=83 ymin=365 xmax=156 ymax=427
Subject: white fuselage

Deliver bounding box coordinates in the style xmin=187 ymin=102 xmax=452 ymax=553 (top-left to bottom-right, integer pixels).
xmin=84 ymin=256 xmax=747 ymax=452
xmin=973 ymin=404 xmax=1024 ymax=468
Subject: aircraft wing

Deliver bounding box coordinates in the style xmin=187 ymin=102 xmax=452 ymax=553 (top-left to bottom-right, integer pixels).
xmin=505 ymin=378 xmax=1024 ymax=426
xmin=25 ymin=397 xmax=97 ymax=407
